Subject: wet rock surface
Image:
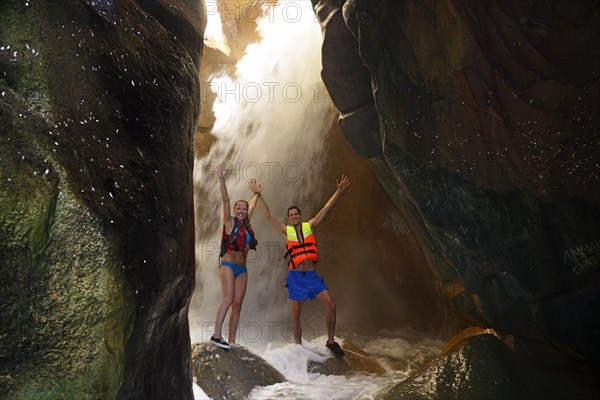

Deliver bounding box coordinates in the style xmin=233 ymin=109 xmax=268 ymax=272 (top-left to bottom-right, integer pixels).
xmin=192 ymin=343 xmax=286 ymax=400
xmin=376 ymin=335 xmax=600 ymax=400
xmin=3 ymin=0 xmax=599 ymax=397
xmin=1 ymin=0 xmax=202 ymax=398
xmin=192 ymin=340 xmax=389 ymax=398
xmin=313 ymin=0 xmax=600 ymax=369
xmin=308 ymin=341 xmax=387 ymax=376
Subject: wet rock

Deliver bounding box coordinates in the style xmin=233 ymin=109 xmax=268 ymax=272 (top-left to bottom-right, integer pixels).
xmin=314 ymin=0 xmax=600 ymax=367
xmin=308 ymin=341 xmax=387 ymax=376
xmin=311 ymin=0 xmax=382 ymax=158
xmin=192 ymin=343 xmax=285 ymax=400
xmin=0 ymin=0 xmax=202 ymax=398
xmin=1 ymin=84 xmax=126 ymax=399
xmin=376 ymin=335 xmax=600 ymax=399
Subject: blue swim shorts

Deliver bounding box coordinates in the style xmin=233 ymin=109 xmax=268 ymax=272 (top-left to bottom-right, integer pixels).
xmin=220 ymin=261 xmax=247 ymax=278
xmin=286 ymin=270 xmax=328 ymax=301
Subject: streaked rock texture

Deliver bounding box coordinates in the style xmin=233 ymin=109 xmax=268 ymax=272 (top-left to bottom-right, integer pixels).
xmin=0 ymin=0 xmax=202 ymax=398
xmin=376 ymin=335 xmax=599 ymax=399
xmin=312 ymin=0 xmax=600 ymax=374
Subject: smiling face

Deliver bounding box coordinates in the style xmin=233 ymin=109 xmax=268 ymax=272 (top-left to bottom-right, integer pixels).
xmin=287 ymin=207 xmax=301 ymax=226
xmin=234 ymin=200 xmax=249 ymax=221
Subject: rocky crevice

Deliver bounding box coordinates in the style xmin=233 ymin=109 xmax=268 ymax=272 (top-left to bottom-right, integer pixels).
xmin=1 ymin=0 xmax=203 ymax=398
xmin=312 ymin=0 xmax=600 ymax=373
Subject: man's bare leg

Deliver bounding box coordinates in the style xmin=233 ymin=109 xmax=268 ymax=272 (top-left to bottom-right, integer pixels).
xmin=291 ymin=300 xmax=302 ymax=344
xmin=316 ymin=290 xmax=336 ymax=344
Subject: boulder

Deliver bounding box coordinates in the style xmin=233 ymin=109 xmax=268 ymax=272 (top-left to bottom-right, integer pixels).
xmin=376 ymin=334 xmax=599 ymax=399
xmin=192 ymin=343 xmax=286 ymax=400
xmin=0 ymin=0 xmax=203 ymax=398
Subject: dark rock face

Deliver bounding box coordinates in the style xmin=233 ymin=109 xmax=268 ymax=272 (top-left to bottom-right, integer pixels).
xmin=313 ymin=0 xmax=600 ymax=368
xmin=1 ymin=0 xmax=202 ymax=398
xmin=376 ymin=335 xmax=599 ymax=399
xmin=192 ymin=343 xmax=285 ymax=400
xmin=312 ymin=0 xmax=382 ymax=158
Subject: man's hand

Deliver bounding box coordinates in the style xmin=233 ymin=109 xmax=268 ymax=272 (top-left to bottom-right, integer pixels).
xmin=248 ymin=179 xmax=261 ymax=195
xmin=337 ymin=175 xmax=350 ymax=192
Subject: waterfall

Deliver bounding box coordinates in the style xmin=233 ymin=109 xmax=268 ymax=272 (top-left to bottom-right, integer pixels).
xmin=190 ymin=2 xmax=336 ymax=347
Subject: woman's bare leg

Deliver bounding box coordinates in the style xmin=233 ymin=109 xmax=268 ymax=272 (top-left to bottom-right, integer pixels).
xmin=213 ymin=266 xmax=235 ymax=339
xmin=227 ymin=272 xmax=248 ymax=344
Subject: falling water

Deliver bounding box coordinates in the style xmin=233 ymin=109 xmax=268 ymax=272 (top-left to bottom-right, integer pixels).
xmin=188 ymin=3 xmax=450 ymax=399
xmin=190 ymin=2 xmax=337 ymax=347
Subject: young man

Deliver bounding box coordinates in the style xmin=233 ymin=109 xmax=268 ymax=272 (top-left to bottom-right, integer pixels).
xmin=249 ymin=176 xmax=350 ymax=357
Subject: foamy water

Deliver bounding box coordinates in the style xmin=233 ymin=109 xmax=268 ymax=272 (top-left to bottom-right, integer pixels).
xmin=194 ymin=336 xmax=442 ymax=400
xmin=249 ymin=373 xmax=393 ymax=400
xmin=193 ymin=378 xmax=211 ymax=400
xmin=260 ymin=341 xmax=331 ymax=383
xmin=250 ymin=339 xmax=391 ymax=400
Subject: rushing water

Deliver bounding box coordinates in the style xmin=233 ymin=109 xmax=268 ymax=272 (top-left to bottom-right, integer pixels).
xmin=190 ymin=1 xmax=336 ymax=347
xmin=192 ymin=335 xmax=443 ymax=399
xmin=190 ymin=2 xmax=443 ymax=398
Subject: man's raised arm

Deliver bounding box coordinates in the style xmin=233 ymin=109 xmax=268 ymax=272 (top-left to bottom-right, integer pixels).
xmin=308 ymin=175 xmax=350 ymax=230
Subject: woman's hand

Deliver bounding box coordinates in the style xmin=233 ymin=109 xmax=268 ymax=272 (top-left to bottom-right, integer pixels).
xmin=248 ymin=179 xmax=261 ymax=195
xmin=215 ymin=163 xmax=226 ymax=180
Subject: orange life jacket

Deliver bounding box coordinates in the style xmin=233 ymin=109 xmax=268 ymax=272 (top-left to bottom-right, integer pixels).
xmin=285 ymin=222 xmax=318 ymax=269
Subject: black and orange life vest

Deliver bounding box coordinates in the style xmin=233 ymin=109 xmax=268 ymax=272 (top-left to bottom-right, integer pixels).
xmin=285 ymin=222 xmax=318 ymax=269
xmin=220 ymin=219 xmax=257 ymax=257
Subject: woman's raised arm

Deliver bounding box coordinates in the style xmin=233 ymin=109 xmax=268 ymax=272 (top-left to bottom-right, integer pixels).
xmin=215 ymin=163 xmax=233 ymax=231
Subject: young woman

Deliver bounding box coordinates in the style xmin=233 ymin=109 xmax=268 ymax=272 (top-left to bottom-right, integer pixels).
xmin=210 ymin=163 xmax=260 ymax=349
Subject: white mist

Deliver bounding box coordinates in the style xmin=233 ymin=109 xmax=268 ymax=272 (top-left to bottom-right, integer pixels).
xmin=190 ymin=2 xmax=336 ymax=348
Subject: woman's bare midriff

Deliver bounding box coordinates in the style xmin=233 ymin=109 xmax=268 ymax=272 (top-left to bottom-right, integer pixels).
xmin=221 ymin=250 xmax=247 ymax=266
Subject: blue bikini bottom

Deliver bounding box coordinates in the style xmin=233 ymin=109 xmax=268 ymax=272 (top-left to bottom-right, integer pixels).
xmin=220 ymin=261 xmax=247 ymax=278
